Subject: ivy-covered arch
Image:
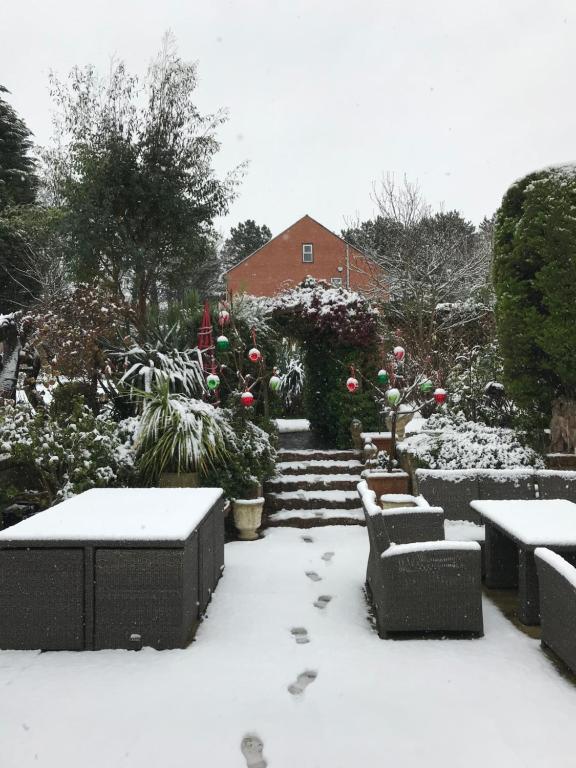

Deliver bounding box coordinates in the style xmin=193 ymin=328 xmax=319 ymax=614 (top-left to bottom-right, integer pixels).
xmin=270 ymin=278 xmax=381 ymax=448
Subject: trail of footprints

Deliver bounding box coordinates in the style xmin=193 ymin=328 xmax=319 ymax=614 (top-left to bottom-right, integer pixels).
xmin=243 ymin=538 xmax=336 ymax=763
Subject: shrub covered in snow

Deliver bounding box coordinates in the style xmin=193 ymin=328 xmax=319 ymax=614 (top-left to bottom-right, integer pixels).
xmin=270 ymin=277 xmax=379 ymax=347
xmin=0 ymin=399 xmax=136 ymax=509
xmin=399 ymin=412 xmax=544 ymax=470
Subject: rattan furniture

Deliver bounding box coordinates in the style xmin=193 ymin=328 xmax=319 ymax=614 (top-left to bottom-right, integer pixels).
xmin=416 ymin=469 xmax=537 ymax=524
xmin=471 ymin=499 xmax=576 ymax=625
xmin=0 ymin=487 xmax=225 ymax=650
xmin=536 ymin=470 xmax=576 ymax=503
xmin=359 ymin=481 xmax=483 ymax=638
xmin=535 ymin=548 xmax=576 ymax=675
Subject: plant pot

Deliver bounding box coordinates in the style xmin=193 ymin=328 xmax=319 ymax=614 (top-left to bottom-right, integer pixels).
xmin=361 ymin=470 xmax=410 ymax=498
xmin=232 ymin=497 xmax=265 ymax=541
xmin=158 ymin=472 xmax=199 ymax=488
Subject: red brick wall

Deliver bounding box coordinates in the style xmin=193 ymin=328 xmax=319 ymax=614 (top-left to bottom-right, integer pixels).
xmin=226 ymin=215 xmax=379 ymax=296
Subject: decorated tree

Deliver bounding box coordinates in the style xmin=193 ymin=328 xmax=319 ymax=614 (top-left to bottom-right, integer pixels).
xmin=347 ymin=344 xmax=447 ymax=471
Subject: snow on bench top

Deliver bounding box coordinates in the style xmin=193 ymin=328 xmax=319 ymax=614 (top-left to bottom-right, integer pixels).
xmin=274 ymin=419 xmax=310 ymax=433
xmin=535 ymin=547 xmax=576 ymax=588
xmin=0 ymin=488 xmax=224 ymax=542
xmin=470 ymin=499 xmax=576 ymax=545
xmin=445 ymin=520 xmax=485 ymax=542
xmin=361 ymin=432 xmax=392 ymax=440
xmin=381 ymin=540 xmax=480 ymax=558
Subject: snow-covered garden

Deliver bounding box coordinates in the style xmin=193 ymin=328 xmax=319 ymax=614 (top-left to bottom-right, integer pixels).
xmin=2 ymin=35 xmax=576 ymax=768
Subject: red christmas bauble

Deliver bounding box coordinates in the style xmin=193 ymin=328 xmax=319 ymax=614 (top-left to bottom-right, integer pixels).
xmin=346 ymin=376 xmax=359 ymax=393
xmin=218 ymin=309 xmax=230 ymax=326
xmin=248 ymin=347 xmax=261 ymax=363
xmin=240 ymin=391 xmax=254 ymax=407
xmin=393 ymin=346 xmax=405 ymax=362
xmin=433 ymin=388 xmax=447 ymax=405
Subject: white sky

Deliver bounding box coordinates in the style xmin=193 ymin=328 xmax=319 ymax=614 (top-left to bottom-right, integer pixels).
xmin=2 ymin=0 xmax=575 ymax=238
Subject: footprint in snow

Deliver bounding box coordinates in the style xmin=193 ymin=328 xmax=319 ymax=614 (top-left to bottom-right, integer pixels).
xmin=291 ymin=627 xmax=310 ymax=644
xmin=314 ymin=595 xmax=333 ymax=610
xmin=241 ymin=734 xmax=267 ymax=768
xmin=301 ymin=535 xmax=314 ymax=543
xmin=321 ymin=551 xmax=335 ymax=562
xmin=305 ymin=570 xmax=322 ymax=582
xmin=288 ymin=670 xmax=318 ymax=696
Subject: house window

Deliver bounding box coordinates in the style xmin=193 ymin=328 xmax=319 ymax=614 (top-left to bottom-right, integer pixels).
xmin=302 ymin=243 xmax=314 ymax=263
xmin=331 ymin=277 xmax=343 ymax=287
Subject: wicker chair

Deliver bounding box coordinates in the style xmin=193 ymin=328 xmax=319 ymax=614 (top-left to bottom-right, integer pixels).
xmin=358 ymin=481 xmax=483 ymax=638
xmin=477 ymin=469 xmax=536 ymax=503
xmin=536 ymin=471 xmax=576 ymax=503
xmin=415 ymin=470 xmax=481 ymax=523
xmin=535 ymin=548 xmax=576 ymax=675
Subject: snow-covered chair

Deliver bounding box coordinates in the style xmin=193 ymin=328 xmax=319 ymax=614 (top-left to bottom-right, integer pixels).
xmin=536 ymin=471 xmax=576 ymax=503
xmin=535 ymin=548 xmax=576 ymax=675
xmin=358 ymin=481 xmax=483 ymax=638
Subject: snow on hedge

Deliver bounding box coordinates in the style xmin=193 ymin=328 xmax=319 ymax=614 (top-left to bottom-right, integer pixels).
xmin=400 ymin=412 xmax=544 ymax=470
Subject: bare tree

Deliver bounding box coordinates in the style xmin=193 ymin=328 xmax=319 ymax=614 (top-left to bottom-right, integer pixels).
xmin=344 ymin=174 xmax=494 ymax=371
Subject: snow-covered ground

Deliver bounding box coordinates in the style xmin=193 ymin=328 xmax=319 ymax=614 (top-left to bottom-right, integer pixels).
xmin=1 ymin=526 xmax=576 ymax=767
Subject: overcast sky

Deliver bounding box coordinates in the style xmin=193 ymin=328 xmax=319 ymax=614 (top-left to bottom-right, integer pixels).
xmin=2 ymin=0 xmax=575 ymax=238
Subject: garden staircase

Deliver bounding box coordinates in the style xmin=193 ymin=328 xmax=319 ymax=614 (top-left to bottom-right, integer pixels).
xmin=264 ymin=448 xmax=365 ymax=528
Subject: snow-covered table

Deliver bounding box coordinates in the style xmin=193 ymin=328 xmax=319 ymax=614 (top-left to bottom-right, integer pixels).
xmin=0 ymin=487 xmax=225 ymax=650
xmin=470 ymin=499 xmax=576 ymax=624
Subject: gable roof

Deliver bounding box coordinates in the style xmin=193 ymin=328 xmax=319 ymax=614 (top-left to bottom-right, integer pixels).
xmin=224 ymin=214 xmax=369 ymax=275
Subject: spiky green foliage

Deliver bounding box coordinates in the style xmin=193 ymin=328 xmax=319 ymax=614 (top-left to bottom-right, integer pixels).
xmin=493 ymin=165 xmax=576 ymax=425
xmin=135 ymin=382 xmax=233 ymax=480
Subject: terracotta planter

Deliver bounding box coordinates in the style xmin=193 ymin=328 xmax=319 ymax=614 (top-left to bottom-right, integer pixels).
xmin=363 ymin=433 xmax=393 ymax=454
xmin=361 ymin=470 xmax=410 ymax=498
xmin=232 ymin=497 xmax=265 ymax=541
xmin=158 ymin=471 xmax=199 ymax=488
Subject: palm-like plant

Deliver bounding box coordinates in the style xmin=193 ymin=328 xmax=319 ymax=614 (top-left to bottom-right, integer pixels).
xmin=135 ymin=381 xmax=235 ymax=481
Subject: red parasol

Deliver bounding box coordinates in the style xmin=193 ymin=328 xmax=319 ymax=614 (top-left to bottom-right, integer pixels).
xmin=197 ymin=300 xmax=214 ymax=371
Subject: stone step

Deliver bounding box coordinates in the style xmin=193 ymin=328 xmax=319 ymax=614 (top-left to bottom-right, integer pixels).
xmin=276 ymin=459 xmax=364 ymax=476
xmin=277 ymin=449 xmax=362 ymax=463
xmin=265 ymin=489 xmax=361 ymax=512
xmin=265 ymin=473 xmax=360 ymax=493
xmin=266 ymin=507 xmax=365 ymax=528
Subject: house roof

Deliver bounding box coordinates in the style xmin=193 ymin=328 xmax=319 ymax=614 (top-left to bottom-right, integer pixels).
xmin=224 ymin=214 xmax=370 ymax=275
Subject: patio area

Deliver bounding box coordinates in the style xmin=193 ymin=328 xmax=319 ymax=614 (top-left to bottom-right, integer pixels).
xmin=1 ymin=525 xmax=576 ymax=768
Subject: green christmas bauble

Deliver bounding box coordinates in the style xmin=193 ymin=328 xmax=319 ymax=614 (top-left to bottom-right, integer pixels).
xmin=269 ymin=375 xmax=281 ymax=391
xmin=420 ymin=378 xmax=433 ymax=394
xmin=377 ymin=369 xmax=389 ymax=385
xmin=386 ymin=387 xmax=401 ymax=406
xmin=207 ymin=373 xmax=220 ymax=390
xmin=216 ymin=335 xmax=230 ymax=351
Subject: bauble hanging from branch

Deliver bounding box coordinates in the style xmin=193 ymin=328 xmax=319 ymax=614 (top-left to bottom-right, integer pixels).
xmin=433 ymin=387 xmax=447 ymax=405
xmin=216 ymin=335 xmax=230 ymax=351
xmin=240 ymin=391 xmax=254 ymax=407
xmin=248 ymin=347 xmax=262 ymax=363
xmin=206 ymin=373 xmax=220 ymax=391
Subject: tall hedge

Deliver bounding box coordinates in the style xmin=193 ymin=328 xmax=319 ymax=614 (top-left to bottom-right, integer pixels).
xmin=493 ymin=165 xmax=576 ymax=423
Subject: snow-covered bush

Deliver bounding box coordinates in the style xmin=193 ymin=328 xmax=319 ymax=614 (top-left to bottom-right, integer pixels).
xmin=270 ymin=277 xmax=379 ymax=346
xmin=0 ymin=400 xmax=136 ymax=509
xmin=135 ymin=382 xmax=234 ymax=481
xmin=201 ymin=409 xmax=277 ymax=499
xmin=118 ymin=344 xmax=206 ymax=398
xmin=399 ymin=412 xmax=544 ymax=470
xmin=278 ymin=355 xmax=305 ymax=415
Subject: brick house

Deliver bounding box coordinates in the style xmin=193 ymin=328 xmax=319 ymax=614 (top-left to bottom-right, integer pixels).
xmin=225 ymin=215 xmax=378 ymax=297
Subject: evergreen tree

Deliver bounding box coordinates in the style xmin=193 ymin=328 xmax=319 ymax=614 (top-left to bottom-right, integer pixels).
xmin=493 ymin=165 xmax=576 ymax=427
xmin=221 ymin=219 xmax=272 ymax=272
xmin=45 ymin=37 xmax=242 ymax=327
xmin=0 ymin=85 xmax=39 ymax=311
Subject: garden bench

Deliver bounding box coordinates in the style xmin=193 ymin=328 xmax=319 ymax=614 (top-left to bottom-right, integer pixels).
xmin=0 ymin=487 xmax=225 ymax=650
xmin=358 ymin=481 xmax=483 ymax=638
xmin=535 ymin=548 xmax=576 ymax=675
xmin=415 ymin=469 xmax=537 ymax=525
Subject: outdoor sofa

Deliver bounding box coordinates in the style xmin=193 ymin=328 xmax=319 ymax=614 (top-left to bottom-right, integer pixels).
xmin=358 ymin=481 xmax=483 ymax=638
xmin=535 ymin=547 xmax=576 ymax=675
